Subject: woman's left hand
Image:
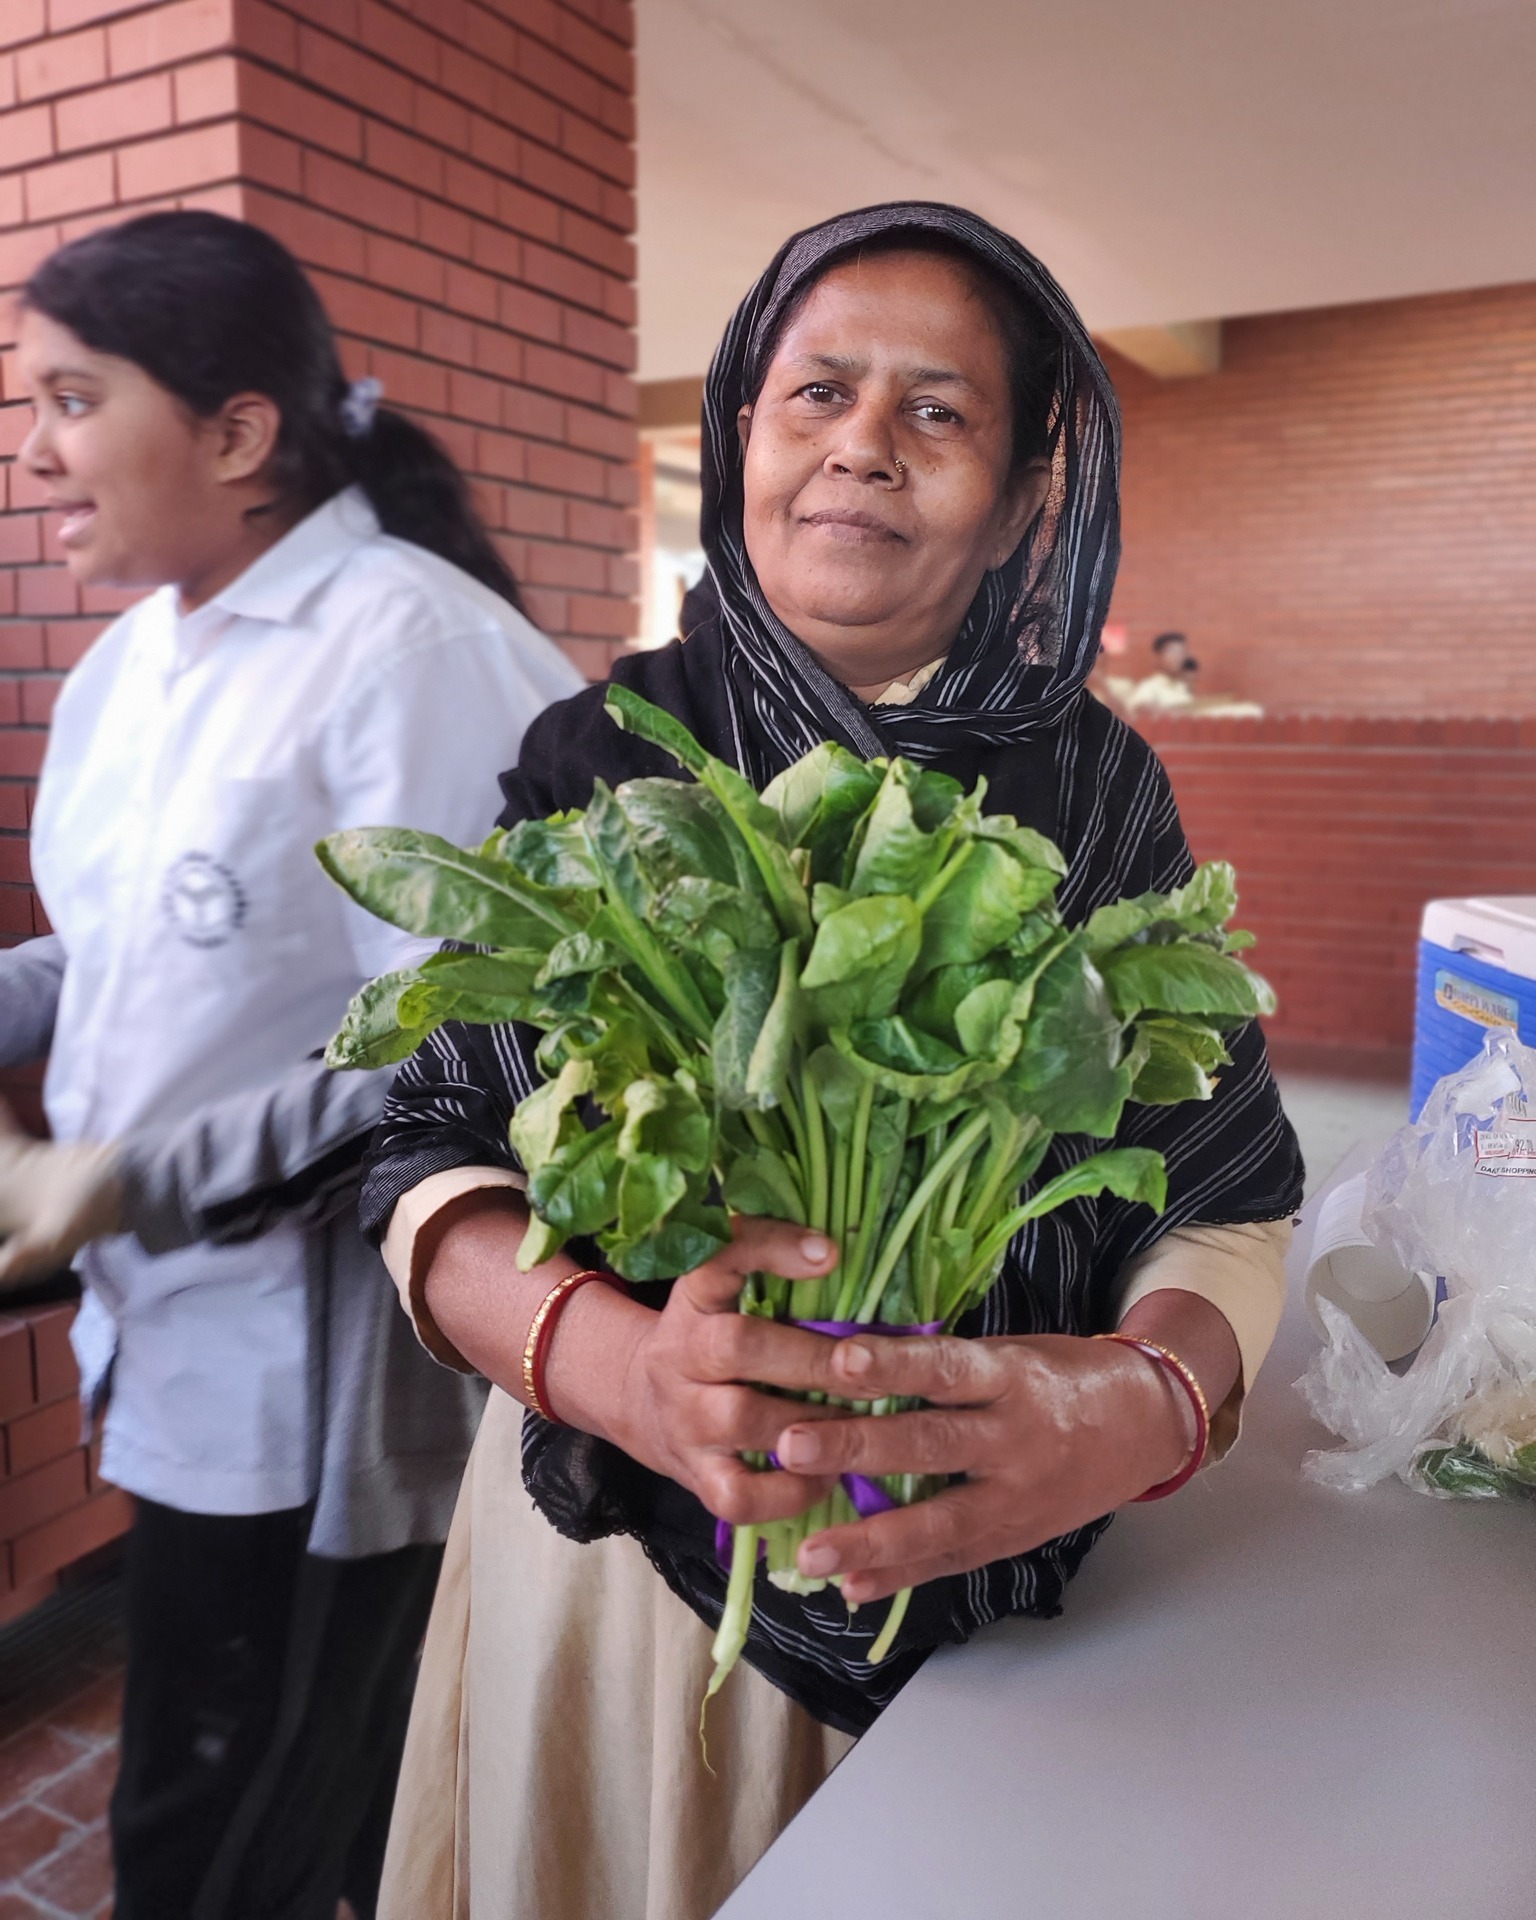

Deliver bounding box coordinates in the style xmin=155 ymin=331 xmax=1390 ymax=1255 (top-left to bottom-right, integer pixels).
xmin=772 ymin=1311 xmax=1223 ymax=1605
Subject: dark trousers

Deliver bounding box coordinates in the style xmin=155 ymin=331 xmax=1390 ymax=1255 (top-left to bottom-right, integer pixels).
xmin=110 ymin=1498 xmax=443 ymax=1920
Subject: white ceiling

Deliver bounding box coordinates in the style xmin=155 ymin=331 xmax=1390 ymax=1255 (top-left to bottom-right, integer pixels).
xmin=636 ymin=0 xmax=1536 ymax=380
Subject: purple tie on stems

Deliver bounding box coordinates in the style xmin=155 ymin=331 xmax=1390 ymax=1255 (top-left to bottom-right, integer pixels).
xmin=795 ymin=1319 xmax=945 ymax=1337
xmin=713 ymin=1319 xmax=946 ymax=1568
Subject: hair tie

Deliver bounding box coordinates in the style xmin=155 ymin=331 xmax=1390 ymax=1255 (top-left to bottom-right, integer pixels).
xmin=340 ymin=376 xmax=383 ymax=439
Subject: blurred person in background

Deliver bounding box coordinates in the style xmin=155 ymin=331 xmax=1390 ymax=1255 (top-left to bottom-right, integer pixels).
xmin=1151 ymin=628 xmax=1189 ymax=674
xmin=1124 ymin=628 xmax=1195 ymax=712
xmin=0 ymin=211 xmax=582 ymax=1919
xmin=1124 ymin=630 xmax=1262 ymax=720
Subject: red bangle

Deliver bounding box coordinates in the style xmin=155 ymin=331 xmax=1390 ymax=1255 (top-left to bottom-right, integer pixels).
xmin=1095 ymin=1332 xmax=1211 ymax=1500
xmin=522 ymin=1268 xmax=618 ymax=1424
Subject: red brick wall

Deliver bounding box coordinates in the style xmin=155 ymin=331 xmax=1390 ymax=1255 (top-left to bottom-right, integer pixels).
xmin=1140 ymin=712 xmax=1536 ymax=1065
xmin=0 ymin=0 xmax=638 ymax=960
xmin=0 ymin=1301 xmax=129 ymax=1627
xmin=231 ymin=0 xmax=640 ymax=674
xmin=1108 ymin=282 xmax=1536 ymax=717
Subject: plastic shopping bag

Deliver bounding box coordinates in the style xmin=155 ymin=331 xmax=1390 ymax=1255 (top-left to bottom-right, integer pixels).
xmin=1298 ymin=1029 xmax=1536 ymax=1498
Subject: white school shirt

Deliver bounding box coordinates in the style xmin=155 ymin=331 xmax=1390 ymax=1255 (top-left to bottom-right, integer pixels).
xmin=29 ymin=488 xmax=583 ymax=1516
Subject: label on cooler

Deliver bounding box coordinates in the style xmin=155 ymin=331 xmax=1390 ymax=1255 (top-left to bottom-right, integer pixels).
xmin=1473 ymin=1116 xmax=1536 ymax=1177
xmin=1435 ymin=968 xmax=1520 ymax=1031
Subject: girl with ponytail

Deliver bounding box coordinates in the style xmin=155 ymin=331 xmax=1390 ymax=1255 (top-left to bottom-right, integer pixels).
xmin=0 ymin=209 xmax=582 ymax=1917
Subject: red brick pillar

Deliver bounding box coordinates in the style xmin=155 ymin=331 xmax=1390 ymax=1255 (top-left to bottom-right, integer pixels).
xmin=0 ymin=0 xmax=636 ymax=1603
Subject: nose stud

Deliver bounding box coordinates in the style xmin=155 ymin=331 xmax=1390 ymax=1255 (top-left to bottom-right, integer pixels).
xmin=893 ymin=457 xmax=907 ymax=474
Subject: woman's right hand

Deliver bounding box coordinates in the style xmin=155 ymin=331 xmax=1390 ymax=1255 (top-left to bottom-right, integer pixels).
xmin=549 ymin=1214 xmax=853 ymax=1526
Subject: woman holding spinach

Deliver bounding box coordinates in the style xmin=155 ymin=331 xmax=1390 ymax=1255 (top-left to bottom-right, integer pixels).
xmin=366 ymin=203 xmax=1303 ymax=1920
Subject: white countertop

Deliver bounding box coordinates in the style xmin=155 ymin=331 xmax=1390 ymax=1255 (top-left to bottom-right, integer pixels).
xmin=720 ymin=1153 xmax=1536 ymax=1920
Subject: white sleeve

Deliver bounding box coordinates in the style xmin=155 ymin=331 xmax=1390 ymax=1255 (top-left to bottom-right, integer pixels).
xmin=318 ymin=616 xmax=584 ymax=979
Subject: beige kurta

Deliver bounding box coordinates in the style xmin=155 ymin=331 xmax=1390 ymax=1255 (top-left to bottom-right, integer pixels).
xmin=379 ymin=1386 xmax=854 ymax=1920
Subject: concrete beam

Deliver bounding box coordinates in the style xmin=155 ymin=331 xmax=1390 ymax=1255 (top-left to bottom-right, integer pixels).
xmin=1098 ymin=319 xmax=1223 ymax=379
xmin=638 ymin=376 xmax=705 ymax=433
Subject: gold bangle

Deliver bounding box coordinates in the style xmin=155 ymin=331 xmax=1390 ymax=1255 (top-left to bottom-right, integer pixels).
xmin=521 ymin=1269 xmax=610 ymax=1423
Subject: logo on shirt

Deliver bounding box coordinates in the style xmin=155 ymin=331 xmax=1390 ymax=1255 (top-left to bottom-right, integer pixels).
xmin=163 ymin=853 xmax=248 ymax=948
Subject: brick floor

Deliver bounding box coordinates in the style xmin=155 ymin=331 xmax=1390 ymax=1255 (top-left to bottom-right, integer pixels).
xmin=0 ymin=1569 xmax=122 ymax=1920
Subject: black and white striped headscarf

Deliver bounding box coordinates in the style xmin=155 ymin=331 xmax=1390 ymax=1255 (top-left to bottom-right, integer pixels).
xmin=695 ymin=200 xmax=1121 ymax=769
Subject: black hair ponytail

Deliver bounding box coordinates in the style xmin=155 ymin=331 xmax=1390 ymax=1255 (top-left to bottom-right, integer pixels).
xmin=22 ymin=209 xmax=525 ymax=611
xmin=342 ymin=405 xmax=525 ymax=610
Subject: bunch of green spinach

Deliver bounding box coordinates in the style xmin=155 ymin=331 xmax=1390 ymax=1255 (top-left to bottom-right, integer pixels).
xmin=319 ymin=686 xmax=1274 ymax=1693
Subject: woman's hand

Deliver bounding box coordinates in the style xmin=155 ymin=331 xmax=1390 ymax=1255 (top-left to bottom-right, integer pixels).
xmin=580 ymin=1214 xmax=861 ymax=1526
xmin=423 ymin=1201 xmax=854 ymax=1517
xmin=769 ymin=1291 xmax=1237 ymax=1605
xmin=427 ymin=1196 xmax=1238 ymax=1590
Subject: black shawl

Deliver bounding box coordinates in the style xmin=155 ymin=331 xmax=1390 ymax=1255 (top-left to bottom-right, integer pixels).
xmin=362 ymin=203 xmax=1303 ymax=1735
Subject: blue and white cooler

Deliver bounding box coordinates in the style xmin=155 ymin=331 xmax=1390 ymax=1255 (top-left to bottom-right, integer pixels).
xmin=1411 ymin=897 xmax=1536 ymax=1118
